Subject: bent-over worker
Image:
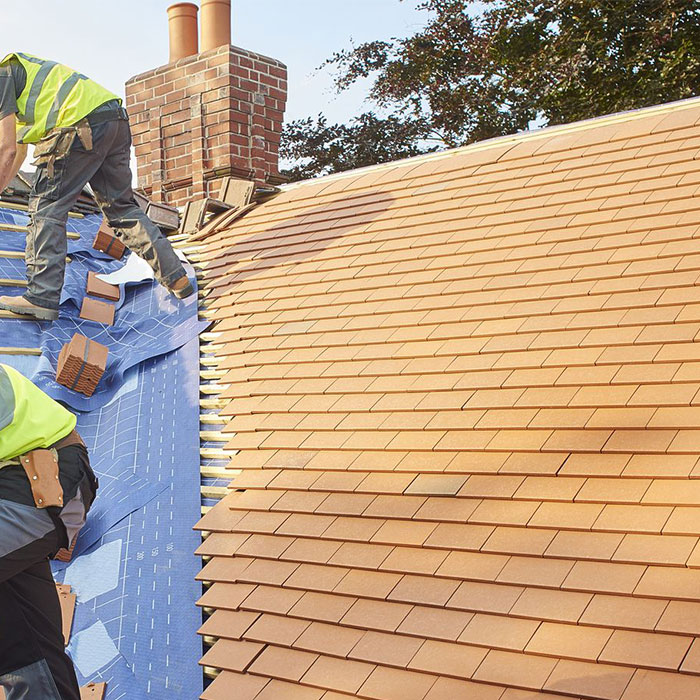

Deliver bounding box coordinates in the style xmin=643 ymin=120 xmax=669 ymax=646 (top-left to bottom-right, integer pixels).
xmin=0 ymin=363 xmax=98 ymax=699
xmin=0 ymin=52 xmax=193 ymax=322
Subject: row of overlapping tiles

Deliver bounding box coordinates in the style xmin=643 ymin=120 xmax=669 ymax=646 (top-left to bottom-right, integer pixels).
xmin=194 ymin=101 xmax=700 ymax=699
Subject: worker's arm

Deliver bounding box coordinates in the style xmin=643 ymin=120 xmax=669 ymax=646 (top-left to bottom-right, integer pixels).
xmin=8 ymin=140 xmax=27 ymax=185
xmin=0 ymin=113 xmax=19 ymax=193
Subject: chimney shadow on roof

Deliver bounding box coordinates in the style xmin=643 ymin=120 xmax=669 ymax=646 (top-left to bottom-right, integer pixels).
xmin=205 ymin=189 xmax=396 ymax=300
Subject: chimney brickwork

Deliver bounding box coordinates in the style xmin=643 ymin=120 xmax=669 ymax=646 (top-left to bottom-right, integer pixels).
xmin=125 ymin=44 xmax=287 ymax=207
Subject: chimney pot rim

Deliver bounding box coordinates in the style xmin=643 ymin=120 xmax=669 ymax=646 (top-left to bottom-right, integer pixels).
xmin=167 ymin=2 xmax=199 ymax=15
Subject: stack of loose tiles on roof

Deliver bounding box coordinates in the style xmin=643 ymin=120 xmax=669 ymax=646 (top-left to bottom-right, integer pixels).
xmin=186 ymin=100 xmax=700 ymax=700
xmin=92 ymin=219 xmax=126 ymax=260
xmin=56 ymin=333 xmax=108 ymax=397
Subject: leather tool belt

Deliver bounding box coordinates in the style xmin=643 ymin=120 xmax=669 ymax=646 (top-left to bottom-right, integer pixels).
xmin=52 ymin=429 xmax=85 ymax=452
xmin=18 ymin=430 xmax=84 ymax=509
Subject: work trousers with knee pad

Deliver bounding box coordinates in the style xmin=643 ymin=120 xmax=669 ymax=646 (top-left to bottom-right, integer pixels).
xmin=0 ymin=444 xmax=97 ymax=700
xmin=24 ymin=114 xmax=186 ymax=311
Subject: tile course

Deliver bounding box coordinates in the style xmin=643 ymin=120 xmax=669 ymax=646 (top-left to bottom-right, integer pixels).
xmin=195 ymin=100 xmax=700 ymax=697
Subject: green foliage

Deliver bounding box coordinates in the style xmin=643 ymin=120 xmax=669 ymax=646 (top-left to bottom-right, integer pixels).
xmin=281 ymin=0 xmax=700 ymax=181
xmin=280 ymin=113 xmax=433 ymax=181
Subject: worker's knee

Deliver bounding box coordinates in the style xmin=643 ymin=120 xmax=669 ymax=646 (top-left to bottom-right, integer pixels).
xmin=0 ymin=660 xmax=63 ymax=700
xmin=108 ymin=209 xmax=161 ymax=245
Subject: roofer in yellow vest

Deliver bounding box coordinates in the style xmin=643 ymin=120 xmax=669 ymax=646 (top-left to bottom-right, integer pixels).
xmin=0 ymin=363 xmax=98 ymax=700
xmin=0 ymin=52 xmax=194 ymax=322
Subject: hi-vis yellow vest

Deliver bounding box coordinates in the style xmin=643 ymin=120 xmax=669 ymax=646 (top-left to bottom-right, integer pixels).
xmin=0 ymin=364 xmax=76 ymax=462
xmin=0 ymin=52 xmax=121 ymax=144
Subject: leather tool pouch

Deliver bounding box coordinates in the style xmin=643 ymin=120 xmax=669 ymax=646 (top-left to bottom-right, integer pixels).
xmin=19 ymin=449 xmax=64 ymax=508
xmin=32 ymin=122 xmax=90 ymax=178
xmin=76 ymin=120 xmax=93 ymax=151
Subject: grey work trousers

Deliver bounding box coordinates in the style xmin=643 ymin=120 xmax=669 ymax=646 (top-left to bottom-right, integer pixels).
xmin=24 ymin=116 xmax=186 ymax=311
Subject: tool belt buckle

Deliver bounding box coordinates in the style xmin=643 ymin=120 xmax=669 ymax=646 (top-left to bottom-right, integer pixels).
xmin=20 ymin=449 xmax=64 ymax=509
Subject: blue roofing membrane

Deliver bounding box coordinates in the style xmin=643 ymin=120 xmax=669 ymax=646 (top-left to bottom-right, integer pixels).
xmin=0 ymin=210 xmax=205 ymax=699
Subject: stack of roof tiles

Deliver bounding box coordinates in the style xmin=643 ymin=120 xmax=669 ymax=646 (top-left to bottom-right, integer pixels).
xmin=92 ymin=220 xmax=125 ymax=260
xmin=56 ymin=334 xmax=108 ymax=397
xmin=194 ymin=98 xmax=700 ymax=700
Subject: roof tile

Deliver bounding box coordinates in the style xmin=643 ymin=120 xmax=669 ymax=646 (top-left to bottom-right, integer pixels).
xmin=371 ymin=520 xmax=438 ymax=546
xmin=545 ymin=530 xmax=623 ymax=561
xmin=358 ymin=666 xmax=437 ymax=700
xmin=301 ymin=656 xmax=375 ymax=695
xmin=581 ymin=593 xmax=667 ymax=631
xmin=284 ymin=564 xmax=350 ymax=592
xmin=563 ymin=560 xmax=646 ymax=594
xmin=599 ymin=629 xmax=692 ymax=671
xmin=289 ymin=592 xmax=356 ymax=623
xmin=199 ymin=671 xmax=268 ymax=700
xmin=199 ymin=639 xmax=263 ymax=673
xmin=248 ymin=646 xmax=318 ymax=682
xmin=657 ymin=600 xmax=700 ymax=635
xmin=436 ymin=551 xmax=509 ymax=581
xmin=525 ymin=621 xmax=612 ymax=661
xmin=483 ymin=526 xmax=557 ymax=556
xmin=459 ymin=613 xmax=539 ymax=651
xmin=242 ymin=585 xmax=304 ymax=615
xmin=510 ymin=587 xmax=592 ymax=623
xmin=389 ymin=575 xmax=460 ymax=607
xmin=349 ymin=629 xmax=424 ymax=667
xmin=341 ymin=598 xmax=412 ymax=633
xmin=334 ymin=569 xmax=403 ymax=599
xmin=544 ymin=659 xmax=635 ymax=700
xmin=379 ymin=546 xmax=449 ymax=575
xmin=613 ymin=533 xmax=696 ymax=566
xmin=472 ymin=649 xmax=558 ymax=690
xmin=621 ymin=668 xmax=700 ymax=700
xmin=244 ymin=613 xmax=310 ymax=646
xmin=634 ymin=566 xmax=700 ymax=599
xmin=408 ymin=639 xmax=488 ymax=678
xmin=198 ymin=610 xmax=259 ymax=640
xmin=295 ymin=621 xmax=365 ymax=658
xmin=529 ymin=502 xmax=604 ymax=530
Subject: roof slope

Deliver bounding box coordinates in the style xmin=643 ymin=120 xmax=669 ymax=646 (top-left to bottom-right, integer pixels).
xmin=195 ymin=98 xmax=700 ymax=700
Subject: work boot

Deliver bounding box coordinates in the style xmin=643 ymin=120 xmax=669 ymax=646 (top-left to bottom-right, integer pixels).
xmin=167 ymin=274 xmax=195 ymax=300
xmin=0 ymin=295 xmax=59 ymax=321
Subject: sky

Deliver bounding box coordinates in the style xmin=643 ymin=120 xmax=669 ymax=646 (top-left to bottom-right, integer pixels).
xmin=0 ymin=0 xmax=430 ymax=125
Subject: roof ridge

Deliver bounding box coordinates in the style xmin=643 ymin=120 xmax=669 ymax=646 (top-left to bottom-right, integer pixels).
xmin=282 ymin=94 xmax=700 ymax=191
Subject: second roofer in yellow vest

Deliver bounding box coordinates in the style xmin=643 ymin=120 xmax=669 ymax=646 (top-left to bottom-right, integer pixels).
xmin=0 ymin=363 xmax=98 ymax=699
xmin=0 ymin=52 xmax=194 ymax=322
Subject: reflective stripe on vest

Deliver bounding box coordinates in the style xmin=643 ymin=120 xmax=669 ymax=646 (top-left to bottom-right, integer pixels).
xmin=0 ymin=364 xmax=76 ymax=463
xmin=45 ymin=72 xmax=89 ymax=132
xmin=0 ymin=52 xmax=121 ymax=144
xmin=21 ymin=58 xmax=58 ymax=130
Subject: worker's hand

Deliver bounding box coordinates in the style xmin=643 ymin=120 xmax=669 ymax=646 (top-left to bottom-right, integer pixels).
xmin=0 ymin=113 xmax=19 ymax=193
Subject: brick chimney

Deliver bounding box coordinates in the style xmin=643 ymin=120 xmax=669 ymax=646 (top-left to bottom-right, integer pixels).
xmin=125 ymin=1 xmax=288 ymax=207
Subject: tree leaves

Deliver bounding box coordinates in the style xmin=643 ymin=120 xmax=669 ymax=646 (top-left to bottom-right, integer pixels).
xmin=281 ymin=0 xmax=700 ymax=181
xmin=280 ymin=113 xmax=436 ymax=181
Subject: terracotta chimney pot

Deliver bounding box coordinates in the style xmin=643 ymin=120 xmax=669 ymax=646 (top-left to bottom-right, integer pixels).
xmin=167 ymin=3 xmax=199 ymax=63
xmin=201 ymin=0 xmax=231 ymax=52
